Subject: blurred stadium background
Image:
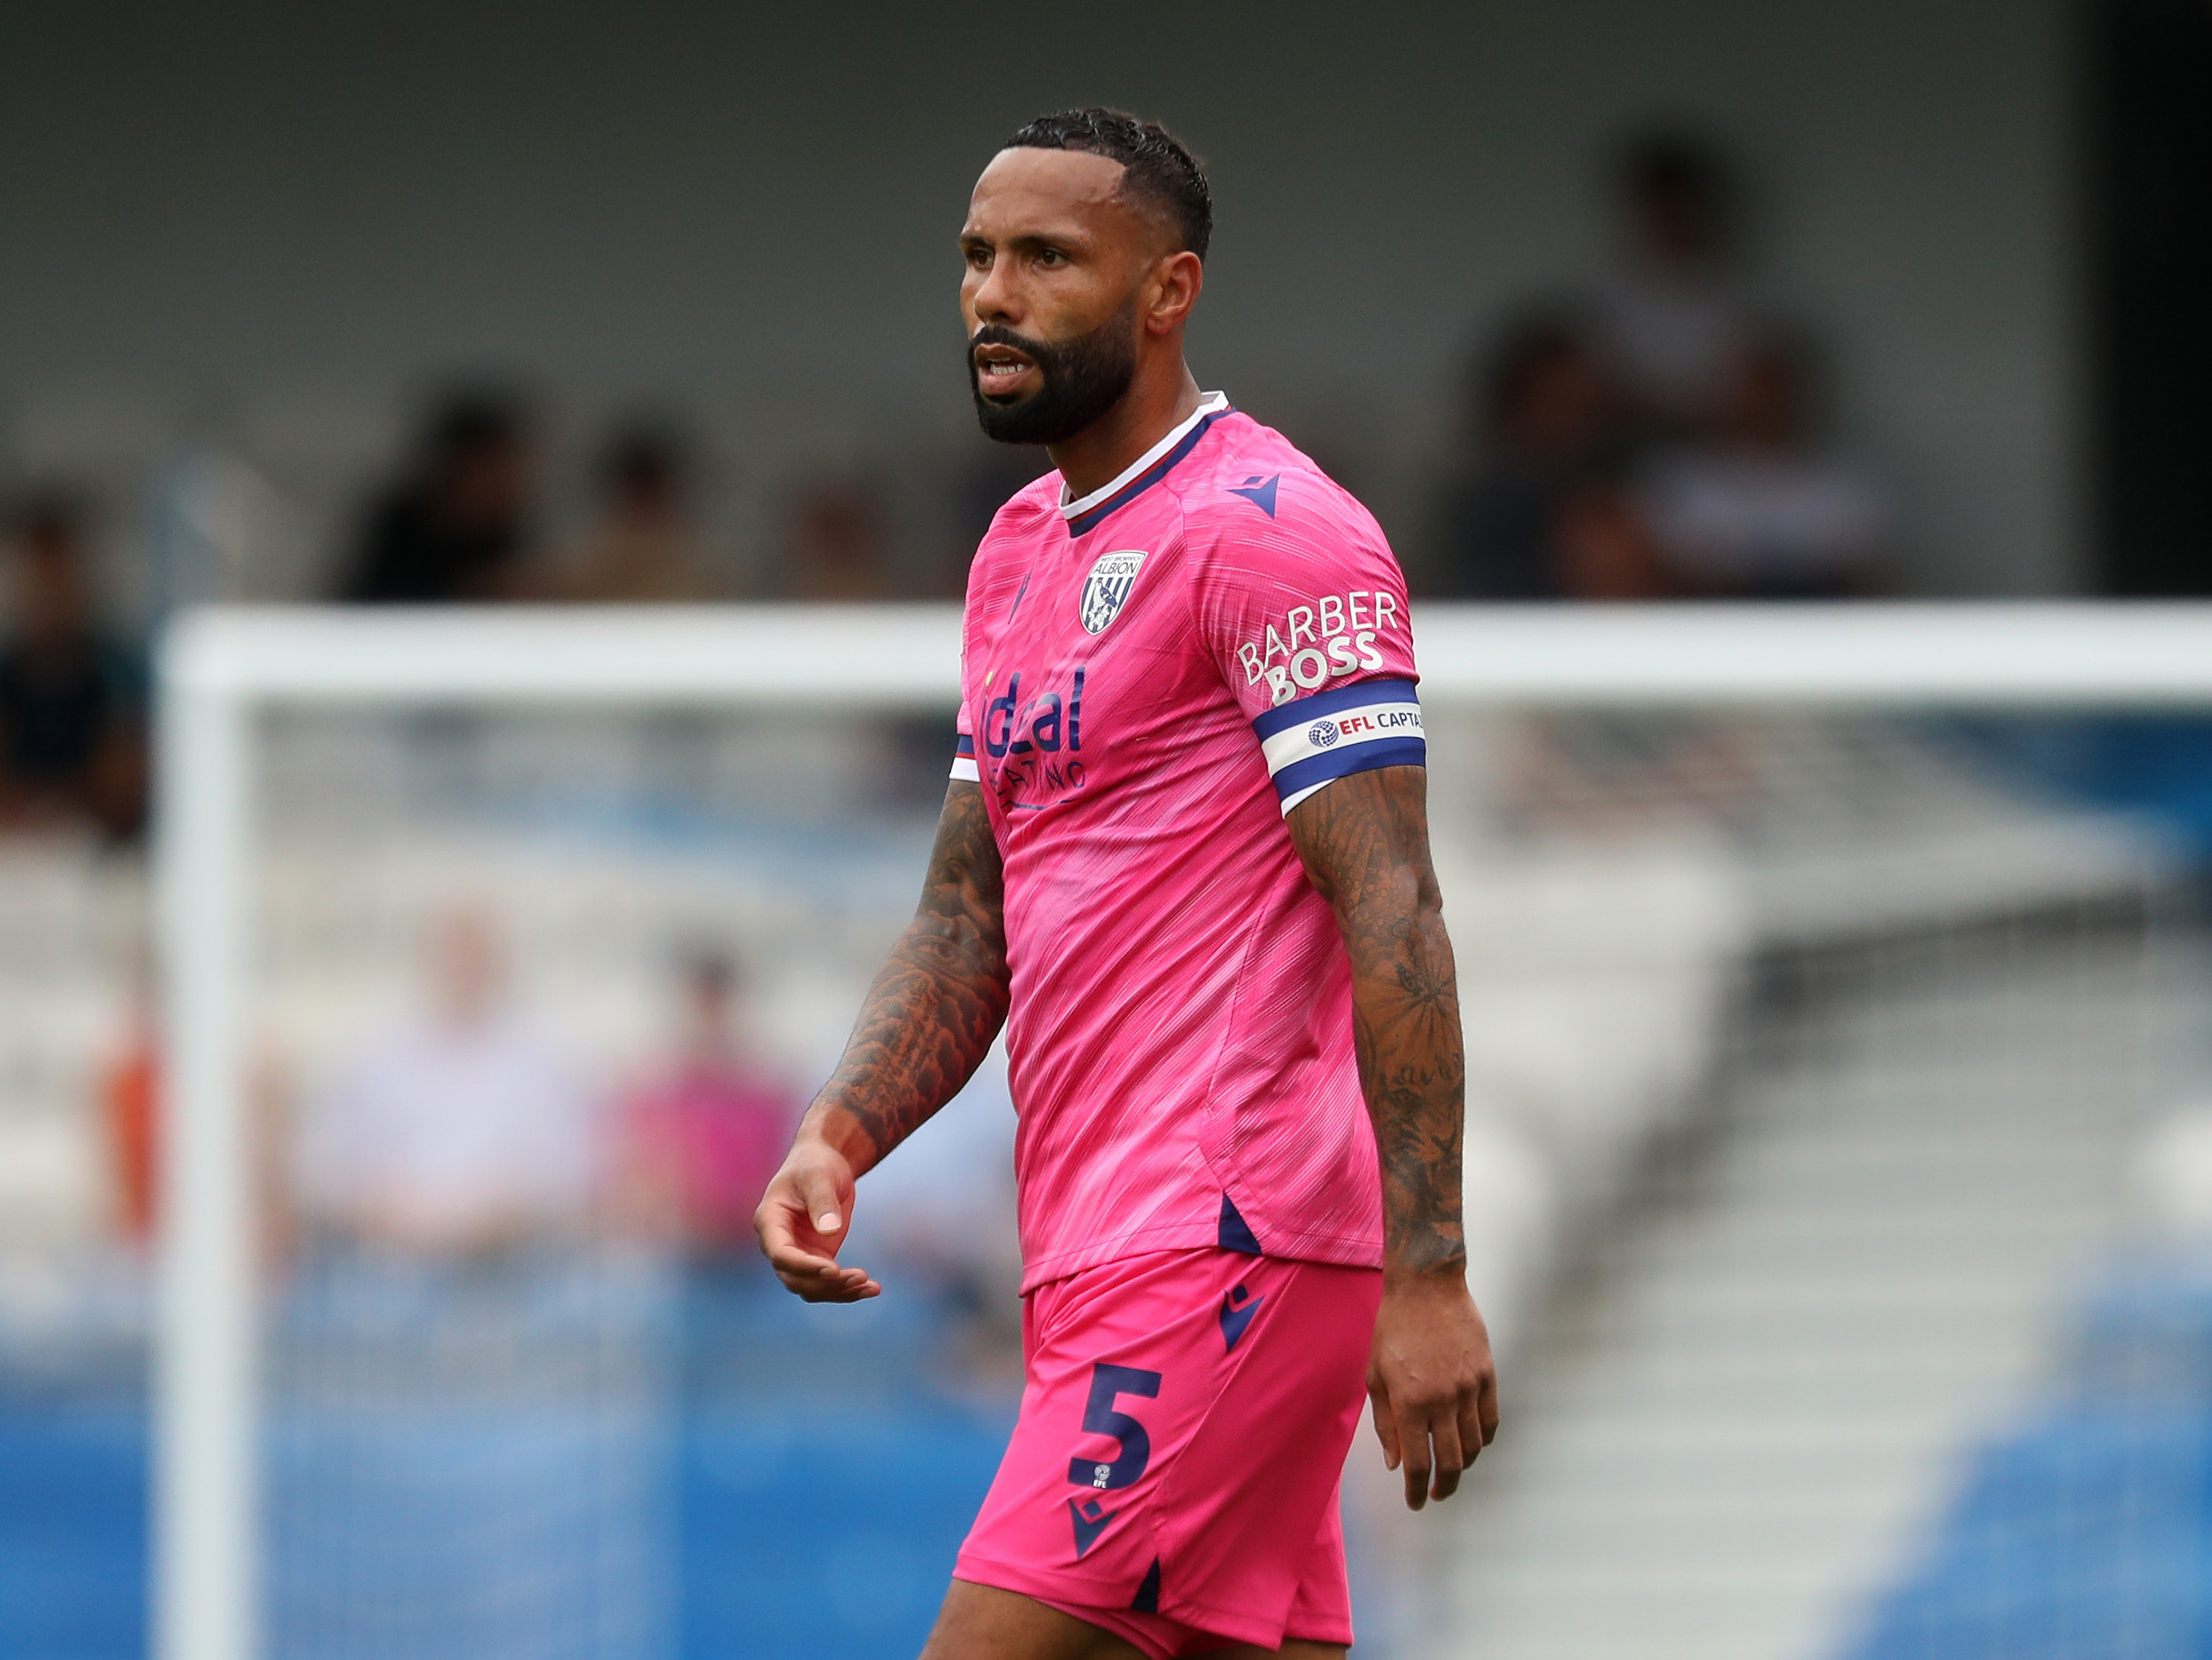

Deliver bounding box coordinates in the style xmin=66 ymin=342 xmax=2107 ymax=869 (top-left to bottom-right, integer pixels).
xmin=4 ymin=2 xmax=2212 ymax=1659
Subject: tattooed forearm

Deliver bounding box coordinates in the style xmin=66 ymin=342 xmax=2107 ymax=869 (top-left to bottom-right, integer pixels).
xmin=801 ymin=780 xmax=1010 ymax=1171
xmin=1288 ymin=766 xmax=1467 ymax=1278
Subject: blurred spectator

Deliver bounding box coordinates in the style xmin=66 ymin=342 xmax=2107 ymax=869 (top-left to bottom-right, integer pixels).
xmin=782 ymin=481 xmax=894 ymax=601
xmin=294 ymin=907 xmax=599 ymax=1257
xmin=1636 ymin=336 xmax=1891 ymax=597
xmin=337 ymin=392 xmax=538 ymax=603
xmin=1590 ymin=127 xmax=1766 ymax=438
xmin=1431 ymin=314 xmax=1623 ymax=598
xmin=102 ymin=976 xmax=159 ymax=1246
xmin=610 ymin=948 xmax=795 ymax=1257
xmin=0 ymin=493 xmax=148 ymax=840
xmin=1555 ymin=479 xmax=1669 ymax=601
xmin=558 ymin=420 xmax=717 ymax=602
xmin=100 ymin=957 xmax=301 ymax=1258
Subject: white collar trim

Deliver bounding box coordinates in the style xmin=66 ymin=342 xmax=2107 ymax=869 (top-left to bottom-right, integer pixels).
xmin=1058 ymin=391 xmax=1230 ymax=521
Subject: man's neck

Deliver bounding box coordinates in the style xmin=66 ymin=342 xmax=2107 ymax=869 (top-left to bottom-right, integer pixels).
xmin=1048 ymin=365 xmax=1203 ymax=501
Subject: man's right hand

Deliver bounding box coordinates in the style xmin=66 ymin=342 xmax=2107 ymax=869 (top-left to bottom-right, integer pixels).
xmin=753 ymin=1138 xmax=880 ymax=1302
xmin=752 ymin=780 xmax=1010 ymax=1304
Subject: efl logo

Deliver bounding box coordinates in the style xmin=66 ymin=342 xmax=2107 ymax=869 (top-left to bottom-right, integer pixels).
xmin=1336 ymin=708 xmax=1421 ymax=737
xmin=1308 ymin=719 xmax=1340 ymax=748
xmin=1079 ymin=550 xmax=1147 ymax=635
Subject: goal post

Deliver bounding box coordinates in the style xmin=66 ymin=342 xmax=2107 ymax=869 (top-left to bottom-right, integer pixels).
xmin=153 ymin=601 xmax=2212 ymax=1660
xmin=153 ymin=606 xmax=966 ymax=1660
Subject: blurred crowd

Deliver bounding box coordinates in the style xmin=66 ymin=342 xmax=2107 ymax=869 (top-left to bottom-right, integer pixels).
xmin=304 ymin=914 xmax=806 ymax=1271
xmin=97 ymin=911 xmax=803 ymax=1266
xmin=321 ymin=129 xmax=1893 ymax=617
xmin=1429 ymin=128 xmax=1890 ymax=601
xmin=332 ymin=396 xmax=997 ymax=608
xmin=92 ymin=898 xmax=1021 ymax=1333
xmin=0 ymin=123 xmax=1895 ymax=850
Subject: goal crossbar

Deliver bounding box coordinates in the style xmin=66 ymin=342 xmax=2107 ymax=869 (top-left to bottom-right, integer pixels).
xmin=167 ymin=600 xmax=2212 ymax=708
xmin=155 ymin=600 xmax=2212 ymax=1660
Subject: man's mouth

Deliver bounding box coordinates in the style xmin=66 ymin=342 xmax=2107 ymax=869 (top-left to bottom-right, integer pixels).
xmin=972 ymin=344 xmax=1038 ymax=398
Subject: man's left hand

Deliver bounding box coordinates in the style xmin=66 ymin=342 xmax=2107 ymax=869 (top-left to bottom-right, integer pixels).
xmin=1367 ymin=1267 xmax=1498 ymax=1509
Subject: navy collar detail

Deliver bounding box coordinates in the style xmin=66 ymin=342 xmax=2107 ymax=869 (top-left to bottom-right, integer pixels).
xmin=1064 ymin=405 xmax=1230 ymax=538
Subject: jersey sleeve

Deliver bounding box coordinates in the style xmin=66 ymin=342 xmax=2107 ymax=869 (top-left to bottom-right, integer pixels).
xmin=951 ymin=706 xmax=979 ymax=782
xmin=1191 ymin=487 xmax=1424 ymax=815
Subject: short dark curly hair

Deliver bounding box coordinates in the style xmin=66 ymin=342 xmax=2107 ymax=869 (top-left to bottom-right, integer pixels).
xmin=1003 ymin=108 xmax=1212 ymax=261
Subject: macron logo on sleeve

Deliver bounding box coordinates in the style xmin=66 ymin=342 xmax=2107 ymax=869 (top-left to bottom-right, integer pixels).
xmin=1227 ymin=474 xmax=1280 ymax=517
xmin=1253 ymin=679 xmax=1424 ymax=815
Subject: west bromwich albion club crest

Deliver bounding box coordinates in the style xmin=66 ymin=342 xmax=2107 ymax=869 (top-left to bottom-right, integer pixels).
xmin=1079 ymin=551 xmax=1147 ymax=635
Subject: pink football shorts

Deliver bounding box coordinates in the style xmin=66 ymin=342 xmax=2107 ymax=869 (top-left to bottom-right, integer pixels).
xmin=954 ymin=1246 xmax=1383 ymax=1657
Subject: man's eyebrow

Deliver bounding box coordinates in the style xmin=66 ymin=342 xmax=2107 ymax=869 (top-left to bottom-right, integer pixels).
xmin=965 ymin=226 xmax=1093 ymax=253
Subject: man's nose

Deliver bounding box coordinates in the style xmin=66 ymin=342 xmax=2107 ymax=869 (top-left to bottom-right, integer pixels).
xmin=968 ymin=260 xmax=1020 ymax=326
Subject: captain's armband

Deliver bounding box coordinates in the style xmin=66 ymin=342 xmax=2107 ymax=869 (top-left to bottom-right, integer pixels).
xmin=1252 ymin=679 xmax=1424 ymax=815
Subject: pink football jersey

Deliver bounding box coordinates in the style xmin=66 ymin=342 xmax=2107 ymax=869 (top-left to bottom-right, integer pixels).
xmin=949 ymin=393 xmax=1424 ymax=1292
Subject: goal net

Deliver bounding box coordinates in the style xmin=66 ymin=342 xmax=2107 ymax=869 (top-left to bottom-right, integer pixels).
xmin=149 ymin=603 xmax=2212 ymax=1660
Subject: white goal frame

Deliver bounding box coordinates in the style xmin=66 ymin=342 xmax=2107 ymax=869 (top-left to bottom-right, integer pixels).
xmin=156 ymin=600 xmax=2212 ymax=1660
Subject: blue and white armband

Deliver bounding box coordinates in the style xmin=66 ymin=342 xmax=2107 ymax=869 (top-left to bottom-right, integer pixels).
xmin=1251 ymin=679 xmax=1424 ymax=815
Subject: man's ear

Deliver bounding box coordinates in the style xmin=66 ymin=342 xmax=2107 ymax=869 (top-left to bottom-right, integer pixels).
xmin=1144 ymin=250 xmax=1204 ymax=337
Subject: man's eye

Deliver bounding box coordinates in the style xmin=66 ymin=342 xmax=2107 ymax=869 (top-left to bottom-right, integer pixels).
xmin=965 ymin=246 xmax=992 ymax=270
xmin=1038 ymin=249 xmax=1066 ymax=267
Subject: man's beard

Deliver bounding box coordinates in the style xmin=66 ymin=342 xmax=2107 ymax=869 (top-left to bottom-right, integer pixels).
xmin=968 ymin=301 xmax=1138 ymax=446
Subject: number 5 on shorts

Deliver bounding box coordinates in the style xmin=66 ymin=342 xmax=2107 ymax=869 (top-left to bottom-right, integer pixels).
xmin=1069 ymin=1363 xmax=1162 ymax=1491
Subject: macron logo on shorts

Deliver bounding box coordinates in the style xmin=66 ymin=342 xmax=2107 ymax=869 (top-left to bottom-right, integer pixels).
xmin=1219 ymin=1283 xmax=1265 ymax=1352
xmin=1068 ymin=1497 xmax=1114 ymax=1558
xmin=1252 ymin=678 xmax=1425 ymax=815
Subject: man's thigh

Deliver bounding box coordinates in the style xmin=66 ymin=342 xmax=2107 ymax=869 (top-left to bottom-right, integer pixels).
xmin=920 ymin=1581 xmax=1146 ymax=1660
xmin=917 ymin=1582 xmax=1348 ymax=1660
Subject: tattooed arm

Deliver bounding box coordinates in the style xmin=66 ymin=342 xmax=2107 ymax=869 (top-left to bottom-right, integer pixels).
xmin=1287 ymin=764 xmax=1499 ymax=1508
xmin=753 ymin=780 xmax=1009 ymax=1303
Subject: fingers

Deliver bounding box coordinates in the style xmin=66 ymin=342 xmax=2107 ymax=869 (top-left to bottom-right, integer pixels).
xmin=1397 ymin=1399 xmax=1433 ymax=1511
xmin=1367 ymin=1375 xmax=1403 ymax=1473
xmin=765 ymin=1238 xmax=879 ymax=1302
xmin=1472 ymin=1368 xmax=1500 ymax=1449
xmin=755 ymin=1191 xmax=875 ymax=1302
xmin=1379 ymin=1374 xmax=1499 ymax=1511
xmin=1427 ymin=1412 xmax=1467 ymax=1504
xmin=753 ymin=1145 xmax=878 ymax=1302
xmin=1368 ymin=1281 xmax=1501 ymax=1510
xmin=777 ymin=1267 xmax=880 ymax=1303
xmin=1457 ymin=1391 xmax=1488 ymax=1479
xmin=792 ymin=1165 xmax=847 ymax=1239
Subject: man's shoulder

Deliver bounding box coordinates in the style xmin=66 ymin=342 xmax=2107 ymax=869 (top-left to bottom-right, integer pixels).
xmin=1176 ymin=414 xmax=1383 ymax=550
xmin=961 ymin=474 xmax=1064 ymax=609
xmin=981 ymin=473 xmax=1066 ymax=547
